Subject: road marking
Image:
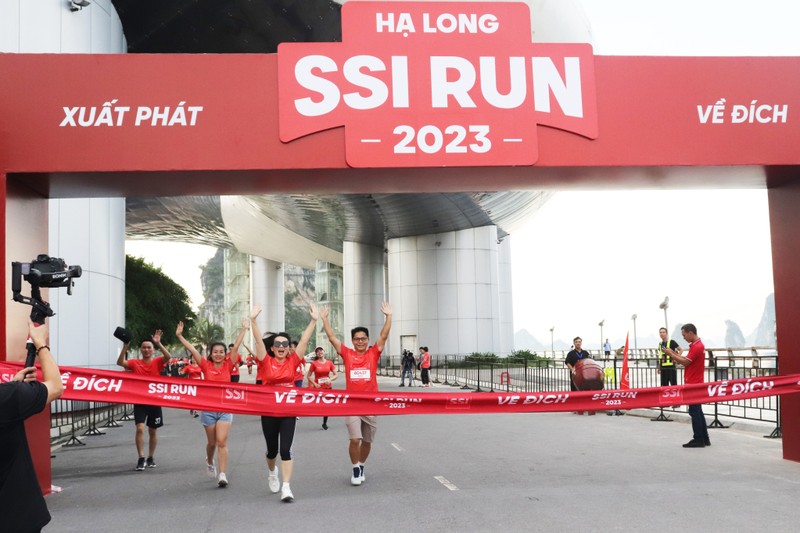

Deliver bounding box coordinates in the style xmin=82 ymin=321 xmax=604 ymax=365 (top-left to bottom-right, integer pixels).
xmin=434 ymin=475 xmax=459 ymax=491
xmin=391 ymin=442 xmax=404 ymax=452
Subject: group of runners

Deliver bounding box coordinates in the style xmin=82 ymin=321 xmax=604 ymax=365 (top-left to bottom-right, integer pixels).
xmin=116 ymin=301 xmax=392 ymax=502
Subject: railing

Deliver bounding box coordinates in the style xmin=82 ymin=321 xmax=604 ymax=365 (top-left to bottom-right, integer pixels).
xmin=377 ymin=348 xmax=782 ymax=436
xmin=50 ymin=400 xmax=133 ymax=448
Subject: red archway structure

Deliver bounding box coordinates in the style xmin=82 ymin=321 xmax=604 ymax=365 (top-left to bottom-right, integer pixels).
xmin=2 ymin=2 xmax=800 ymax=491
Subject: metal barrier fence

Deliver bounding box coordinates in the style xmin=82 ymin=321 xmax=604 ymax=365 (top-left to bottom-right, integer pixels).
xmin=50 ymin=400 xmax=133 ymax=448
xmin=376 ymin=349 xmax=782 ymax=437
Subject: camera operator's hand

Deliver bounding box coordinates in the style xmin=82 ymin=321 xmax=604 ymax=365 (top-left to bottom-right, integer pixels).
xmin=12 ymin=367 xmax=37 ymax=383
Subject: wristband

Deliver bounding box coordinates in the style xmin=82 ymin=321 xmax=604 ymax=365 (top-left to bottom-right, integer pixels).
xmin=36 ymin=345 xmax=50 ymax=355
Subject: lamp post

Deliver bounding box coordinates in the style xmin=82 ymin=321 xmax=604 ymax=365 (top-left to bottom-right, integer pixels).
xmin=659 ymin=296 xmax=669 ymax=334
xmin=631 ymin=314 xmax=638 ymax=357
xmin=598 ymin=320 xmax=604 ymax=357
xmin=549 ymin=326 xmax=555 ymax=355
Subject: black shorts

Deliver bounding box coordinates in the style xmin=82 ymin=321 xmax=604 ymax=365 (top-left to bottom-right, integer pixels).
xmin=133 ymin=404 xmax=164 ymax=428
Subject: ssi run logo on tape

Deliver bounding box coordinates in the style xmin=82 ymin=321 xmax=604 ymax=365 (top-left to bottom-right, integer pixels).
xmin=277 ymin=1 xmax=597 ymax=167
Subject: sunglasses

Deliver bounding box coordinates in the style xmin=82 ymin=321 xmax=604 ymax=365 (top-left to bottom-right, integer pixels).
xmin=273 ymin=340 xmax=290 ymax=347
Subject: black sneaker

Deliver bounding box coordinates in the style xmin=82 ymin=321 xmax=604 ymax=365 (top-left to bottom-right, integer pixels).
xmin=399 ymin=383 xmax=405 ymax=387
xmin=682 ymin=439 xmax=706 ymax=448
xmin=146 ymin=456 xmax=157 ymax=468
xmin=322 ymin=423 xmax=328 ymax=430
xmin=136 ymin=457 xmax=146 ymax=471
xmin=703 ymin=438 xmax=711 ymax=447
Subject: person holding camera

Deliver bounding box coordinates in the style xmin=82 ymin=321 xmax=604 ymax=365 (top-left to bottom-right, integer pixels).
xmin=400 ymin=349 xmax=416 ymax=387
xmin=116 ymin=329 xmax=171 ymax=471
xmin=1 ymin=320 xmax=63 ymax=533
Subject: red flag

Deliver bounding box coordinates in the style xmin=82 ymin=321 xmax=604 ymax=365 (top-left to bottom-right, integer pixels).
xmin=620 ymin=332 xmax=631 ymax=389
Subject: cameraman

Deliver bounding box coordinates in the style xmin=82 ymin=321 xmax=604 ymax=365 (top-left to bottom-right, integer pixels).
xmin=0 ymin=320 xmax=63 ymax=533
xmin=400 ymin=349 xmax=416 ymax=387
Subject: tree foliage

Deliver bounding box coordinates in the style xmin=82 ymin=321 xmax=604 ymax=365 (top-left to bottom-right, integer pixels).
xmin=125 ymin=255 xmax=196 ymax=346
xmin=188 ymin=318 xmax=226 ymax=354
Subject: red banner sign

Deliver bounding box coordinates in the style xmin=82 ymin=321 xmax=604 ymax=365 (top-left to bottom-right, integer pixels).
xmin=2 ymin=362 xmax=798 ymax=417
xmin=277 ymin=1 xmax=597 ymax=167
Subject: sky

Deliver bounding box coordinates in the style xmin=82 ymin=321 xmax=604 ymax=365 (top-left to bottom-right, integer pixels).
xmin=509 ymin=190 xmax=774 ymax=350
xmin=125 ymin=0 xmax=797 ymax=351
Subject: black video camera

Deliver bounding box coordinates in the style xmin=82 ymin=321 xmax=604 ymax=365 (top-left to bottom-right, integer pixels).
xmin=12 ymin=255 xmax=82 ymax=366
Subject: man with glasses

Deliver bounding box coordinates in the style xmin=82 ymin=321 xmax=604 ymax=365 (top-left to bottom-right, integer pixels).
xmin=320 ymin=302 xmax=392 ymax=487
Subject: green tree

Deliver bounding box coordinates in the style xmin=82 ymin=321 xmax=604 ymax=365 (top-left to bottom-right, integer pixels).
xmin=125 ymin=255 xmax=196 ymax=346
xmin=188 ymin=318 xmax=226 ymax=354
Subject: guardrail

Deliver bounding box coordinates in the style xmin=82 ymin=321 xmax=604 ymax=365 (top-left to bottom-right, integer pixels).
xmin=376 ymin=349 xmax=782 ymax=437
xmin=50 ymin=400 xmax=133 ymax=448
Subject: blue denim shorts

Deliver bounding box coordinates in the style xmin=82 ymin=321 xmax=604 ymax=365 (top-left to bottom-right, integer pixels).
xmin=200 ymin=411 xmax=233 ymax=426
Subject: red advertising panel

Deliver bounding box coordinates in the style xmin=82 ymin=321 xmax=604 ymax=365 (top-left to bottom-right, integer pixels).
xmin=278 ymin=1 xmax=597 ymax=167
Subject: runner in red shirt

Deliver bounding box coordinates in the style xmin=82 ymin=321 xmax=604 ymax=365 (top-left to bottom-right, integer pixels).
xmin=250 ymin=303 xmax=319 ymax=503
xmin=179 ymin=357 xmax=203 ymax=418
xmin=321 ymin=302 xmax=392 ymax=487
xmin=664 ymin=323 xmax=710 ymax=448
xmin=306 ymin=346 xmax=338 ymax=430
xmin=245 ymin=350 xmax=256 ymax=375
xmin=115 ymin=329 xmax=171 ymax=471
xmin=177 ymin=320 xmax=243 ymax=487
xmin=225 ymin=320 xmax=247 ymax=383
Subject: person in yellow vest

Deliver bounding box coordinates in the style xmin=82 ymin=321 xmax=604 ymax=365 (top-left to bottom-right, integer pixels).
xmin=657 ymin=327 xmax=682 ymax=386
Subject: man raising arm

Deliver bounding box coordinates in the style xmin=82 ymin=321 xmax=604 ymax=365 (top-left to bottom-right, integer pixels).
xmin=320 ymin=302 xmax=392 ymax=487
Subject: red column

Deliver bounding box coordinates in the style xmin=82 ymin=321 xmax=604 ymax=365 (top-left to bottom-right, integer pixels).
xmin=768 ymin=170 xmax=800 ymax=462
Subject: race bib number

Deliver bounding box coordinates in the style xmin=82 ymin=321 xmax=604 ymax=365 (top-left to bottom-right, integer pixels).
xmin=318 ymin=376 xmax=330 ymax=384
xmin=350 ymin=368 xmax=371 ymax=380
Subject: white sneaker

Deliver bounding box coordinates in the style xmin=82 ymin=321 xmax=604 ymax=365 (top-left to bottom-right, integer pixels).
xmin=350 ymin=466 xmax=362 ymax=486
xmin=280 ymin=485 xmax=294 ymax=502
xmin=217 ymin=472 xmax=228 ymax=488
xmin=268 ymin=470 xmax=280 ymax=493
xmin=359 ymin=464 xmax=365 ymax=483
xmin=206 ymin=462 xmax=216 ymax=479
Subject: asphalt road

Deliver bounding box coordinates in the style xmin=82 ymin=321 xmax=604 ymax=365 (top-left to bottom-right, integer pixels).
xmin=45 ymin=376 xmax=800 ymax=533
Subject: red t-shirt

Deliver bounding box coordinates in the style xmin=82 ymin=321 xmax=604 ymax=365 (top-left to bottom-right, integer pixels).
xmin=684 ymin=339 xmax=706 ymax=384
xmin=181 ymin=364 xmax=203 ymax=380
xmin=309 ymin=359 xmax=336 ymax=388
xmin=126 ymin=357 xmax=166 ymax=376
xmin=421 ymin=352 xmax=431 ymax=369
xmin=226 ymin=352 xmax=242 ymax=376
xmin=339 ymin=344 xmax=381 ymax=392
xmin=259 ymin=352 xmax=302 ymax=387
xmin=199 ymin=358 xmax=233 ymax=382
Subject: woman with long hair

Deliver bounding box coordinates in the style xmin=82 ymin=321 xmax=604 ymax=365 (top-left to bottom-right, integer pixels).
xmin=250 ymin=303 xmax=318 ymax=503
xmin=176 ymin=318 xmax=247 ymax=488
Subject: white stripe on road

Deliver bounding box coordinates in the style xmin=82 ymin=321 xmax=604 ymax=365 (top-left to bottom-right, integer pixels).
xmin=434 ymin=475 xmax=459 ymax=491
xmin=391 ymin=442 xmax=404 ymax=452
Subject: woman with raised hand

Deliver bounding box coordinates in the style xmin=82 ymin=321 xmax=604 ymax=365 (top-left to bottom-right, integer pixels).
xmin=176 ymin=318 xmax=246 ymax=488
xmin=306 ymin=346 xmax=338 ymax=430
xmin=250 ymin=303 xmax=318 ymax=503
